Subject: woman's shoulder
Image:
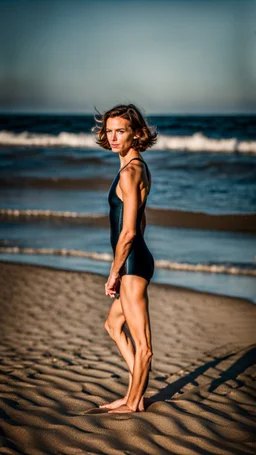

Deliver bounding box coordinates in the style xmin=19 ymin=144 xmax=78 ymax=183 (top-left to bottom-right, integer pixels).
xmin=119 ymin=158 xmax=151 ymax=195
xmin=120 ymin=158 xmax=146 ymax=174
xmin=119 ymin=161 xmax=142 ymax=183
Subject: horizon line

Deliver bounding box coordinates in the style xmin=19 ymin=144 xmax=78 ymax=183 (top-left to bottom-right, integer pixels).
xmin=1 ymin=110 xmax=256 ymax=116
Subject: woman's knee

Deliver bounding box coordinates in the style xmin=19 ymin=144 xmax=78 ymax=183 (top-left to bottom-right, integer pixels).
xmin=135 ymin=342 xmax=153 ymax=361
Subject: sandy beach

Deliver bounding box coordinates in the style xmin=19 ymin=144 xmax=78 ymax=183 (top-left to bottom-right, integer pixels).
xmin=0 ymin=260 xmax=255 ymax=455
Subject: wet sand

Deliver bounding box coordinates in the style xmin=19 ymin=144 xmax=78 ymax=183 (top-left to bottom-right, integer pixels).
xmin=0 ymin=261 xmax=255 ymax=454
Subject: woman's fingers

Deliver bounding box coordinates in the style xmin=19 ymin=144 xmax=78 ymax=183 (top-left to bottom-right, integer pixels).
xmin=105 ymin=282 xmax=116 ymax=298
xmin=107 ymin=289 xmax=116 ymax=298
xmin=105 ymin=273 xmax=120 ymax=298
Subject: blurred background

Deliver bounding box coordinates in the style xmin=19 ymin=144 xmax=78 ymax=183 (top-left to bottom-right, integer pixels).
xmin=0 ymin=0 xmax=255 ymax=302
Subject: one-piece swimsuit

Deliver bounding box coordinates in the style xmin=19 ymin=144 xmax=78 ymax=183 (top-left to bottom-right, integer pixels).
xmin=108 ymin=157 xmax=155 ymax=285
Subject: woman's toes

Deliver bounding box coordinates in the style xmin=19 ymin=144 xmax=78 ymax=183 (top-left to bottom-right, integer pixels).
xmin=99 ymin=397 xmax=127 ymax=410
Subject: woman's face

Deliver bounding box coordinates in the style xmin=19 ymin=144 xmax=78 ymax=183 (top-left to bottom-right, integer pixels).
xmin=106 ymin=117 xmax=136 ymax=154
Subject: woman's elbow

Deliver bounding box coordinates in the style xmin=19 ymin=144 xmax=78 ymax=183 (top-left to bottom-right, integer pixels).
xmin=121 ymin=230 xmax=136 ymax=242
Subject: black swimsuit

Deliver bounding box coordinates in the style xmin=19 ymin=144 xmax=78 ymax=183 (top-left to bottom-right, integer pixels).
xmin=108 ymin=157 xmax=154 ymax=284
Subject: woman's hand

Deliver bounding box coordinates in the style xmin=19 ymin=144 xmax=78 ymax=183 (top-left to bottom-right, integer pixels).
xmin=105 ymin=269 xmax=120 ymax=298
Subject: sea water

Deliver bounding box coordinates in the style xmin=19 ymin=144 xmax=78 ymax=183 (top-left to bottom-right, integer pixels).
xmin=0 ymin=113 xmax=255 ymax=302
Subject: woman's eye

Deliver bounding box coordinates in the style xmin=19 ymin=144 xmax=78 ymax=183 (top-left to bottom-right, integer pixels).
xmin=106 ymin=130 xmax=125 ymax=134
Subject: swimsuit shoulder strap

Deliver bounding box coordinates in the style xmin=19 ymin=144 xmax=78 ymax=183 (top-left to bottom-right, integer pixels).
xmin=119 ymin=157 xmax=148 ymax=175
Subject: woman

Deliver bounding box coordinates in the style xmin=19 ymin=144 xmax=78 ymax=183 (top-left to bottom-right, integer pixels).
xmin=92 ymin=104 xmax=157 ymax=413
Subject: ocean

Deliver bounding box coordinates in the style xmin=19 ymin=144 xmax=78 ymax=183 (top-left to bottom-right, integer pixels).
xmin=0 ymin=113 xmax=255 ymax=302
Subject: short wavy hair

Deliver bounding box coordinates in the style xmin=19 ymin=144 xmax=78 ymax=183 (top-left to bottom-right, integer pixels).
xmin=91 ymin=103 xmax=158 ymax=152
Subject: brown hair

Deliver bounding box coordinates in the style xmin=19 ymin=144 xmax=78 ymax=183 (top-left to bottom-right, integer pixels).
xmin=91 ymin=103 xmax=158 ymax=152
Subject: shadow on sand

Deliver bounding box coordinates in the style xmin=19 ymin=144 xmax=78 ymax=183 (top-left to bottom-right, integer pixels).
xmin=144 ymin=345 xmax=256 ymax=410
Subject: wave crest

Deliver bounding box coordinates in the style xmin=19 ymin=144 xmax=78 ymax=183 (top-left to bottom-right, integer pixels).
xmin=155 ymin=132 xmax=256 ymax=154
xmin=0 ymin=130 xmax=256 ymax=154
xmin=0 ymin=208 xmax=107 ymax=220
xmin=1 ymin=208 xmax=255 ymax=233
xmin=0 ymin=246 xmax=255 ymax=277
xmin=0 ymin=131 xmax=97 ymax=148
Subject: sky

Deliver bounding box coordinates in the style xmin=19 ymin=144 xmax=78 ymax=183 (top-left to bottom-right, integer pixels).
xmin=0 ymin=0 xmax=255 ymax=114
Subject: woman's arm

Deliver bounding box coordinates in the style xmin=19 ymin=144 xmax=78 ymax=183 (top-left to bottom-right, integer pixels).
xmin=110 ymin=164 xmax=141 ymax=275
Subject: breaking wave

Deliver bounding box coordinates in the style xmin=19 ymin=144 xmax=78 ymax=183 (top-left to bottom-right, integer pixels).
xmin=1 ymin=208 xmax=255 ymax=234
xmin=0 ymin=246 xmax=255 ymax=277
xmin=0 ymin=131 xmax=96 ymax=148
xmin=0 ymin=130 xmax=256 ymax=154
xmin=155 ymin=133 xmax=256 ymax=154
xmin=0 ymin=208 xmax=107 ymax=220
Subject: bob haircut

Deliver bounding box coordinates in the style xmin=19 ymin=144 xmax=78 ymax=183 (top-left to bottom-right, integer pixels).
xmin=91 ymin=103 xmax=158 ymax=152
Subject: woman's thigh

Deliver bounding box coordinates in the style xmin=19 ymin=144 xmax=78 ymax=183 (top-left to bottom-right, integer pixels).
xmin=119 ymin=275 xmax=152 ymax=351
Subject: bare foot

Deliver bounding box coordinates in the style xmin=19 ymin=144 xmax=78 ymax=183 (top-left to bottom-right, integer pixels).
xmin=108 ymin=404 xmax=135 ymax=413
xmin=99 ymin=396 xmax=145 ymax=411
xmin=99 ymin=397 xmax=127 ymax=410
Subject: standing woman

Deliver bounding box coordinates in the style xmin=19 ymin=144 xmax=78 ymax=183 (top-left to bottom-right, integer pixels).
xmin=92 ymin=104 xmax=157 ymax=413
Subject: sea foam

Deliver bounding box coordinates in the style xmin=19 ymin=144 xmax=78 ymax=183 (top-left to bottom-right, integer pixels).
xmin=0 ymin=246 xmax=255 ymax=277
xmin=0 ymin=130 xmax=256 ymax=154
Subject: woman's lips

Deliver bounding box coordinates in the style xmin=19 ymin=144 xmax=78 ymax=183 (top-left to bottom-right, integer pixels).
xmin=112 ymin=144 xmax=119 ymax=147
